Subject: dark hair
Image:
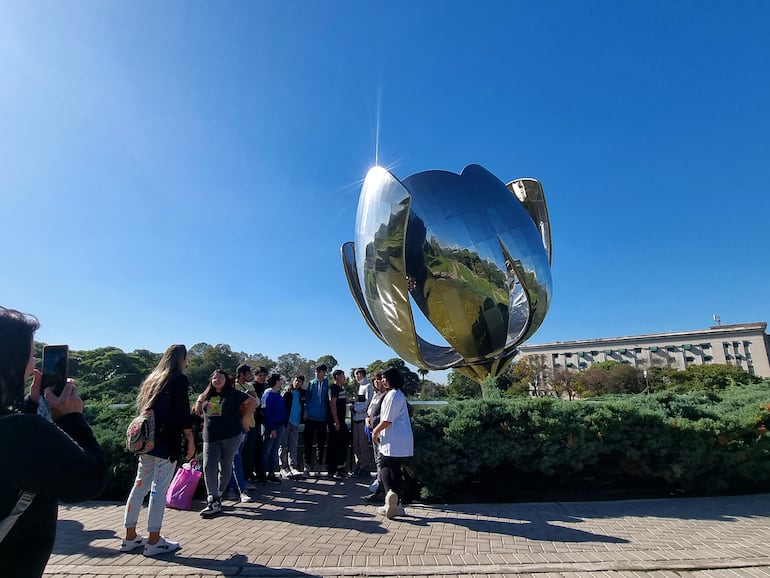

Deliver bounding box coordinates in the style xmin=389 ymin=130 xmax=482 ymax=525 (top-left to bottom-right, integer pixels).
xmin=254 ymin=366 xmax=268 ymax=375
xmin=314 ymin=364 xmax=328 ymax=372
xmin=355 ymin=368 xmax=366 ymax=376
xmin=332 ymin=369 xmax=345 ymax=378
xmin=236 ymin=364 xmax=252 ymax=375
xmin=201 ymin=368 xmax=233 ymax=399
xmin=267 ymin=373 xmax=282 ymax=387
xmin=382 ymin=367 xmax=404 ymax=390
xmin=0 ymin=308 xmax=40 ymax=410
xmin=293 ymin=374 xmax=305 ymax=382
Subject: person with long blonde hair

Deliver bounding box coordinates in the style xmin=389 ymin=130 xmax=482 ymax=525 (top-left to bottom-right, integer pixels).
xmin=121 ymin=344 xmax=194 ymax=556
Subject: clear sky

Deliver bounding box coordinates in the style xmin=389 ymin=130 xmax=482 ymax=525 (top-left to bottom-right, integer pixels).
xmin=1 ymin=2 xmax=768 ymax=383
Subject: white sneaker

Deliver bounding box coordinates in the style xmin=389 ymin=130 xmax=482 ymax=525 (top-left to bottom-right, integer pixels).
xmin=384 ymin=490 xmax=399 ymax=519
xmin=119 ymin=535 xmax=146 ymax=552
xmin=280 ymin=468 xmax=292 ymax=479
xmin=239 ymin=493 xmax=254 ymax=503
xmin=143 ymin=536 xmax=180 ymax=557
xmin=396 ymin=504 xmax=406 ymax=517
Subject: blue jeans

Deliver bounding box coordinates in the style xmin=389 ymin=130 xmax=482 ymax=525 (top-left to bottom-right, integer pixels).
xmin=202 ymin=434 xmax=241 ymax=499
xmin=261 ymin=425 xmax=284 ymax=478
xmin=279 ymin=422 xmax=301 ymax=471
xmin=124 ymin=454 xmax=176 ymax=533
xmin=227 ymin=431 xmax=249 ymax=492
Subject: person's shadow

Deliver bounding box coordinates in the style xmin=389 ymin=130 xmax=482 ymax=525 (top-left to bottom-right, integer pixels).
xmin=52 ymin=521 xmax=320 ymax=576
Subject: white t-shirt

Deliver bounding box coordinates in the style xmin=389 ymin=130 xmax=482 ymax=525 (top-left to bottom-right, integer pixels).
xmin=379 ymin=388 xmax=414 ymax=457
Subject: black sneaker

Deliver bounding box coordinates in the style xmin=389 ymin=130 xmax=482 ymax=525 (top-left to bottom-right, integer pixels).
xmin=200 ymin=498 xmax=222 ymax=518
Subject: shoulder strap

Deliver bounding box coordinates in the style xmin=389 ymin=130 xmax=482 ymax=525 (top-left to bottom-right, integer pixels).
xmin=0 ymin=491 xmax=36 ymax=543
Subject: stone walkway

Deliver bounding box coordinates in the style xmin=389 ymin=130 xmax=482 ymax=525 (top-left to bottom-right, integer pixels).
xmin=43 ymin=476 xmax=770 ymax=577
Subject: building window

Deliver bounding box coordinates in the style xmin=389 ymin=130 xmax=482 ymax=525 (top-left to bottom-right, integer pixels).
xmin=683 ymin=344 xmax=692 ymax=350
xmin=650 ymin=346 xmax=658 ymax=352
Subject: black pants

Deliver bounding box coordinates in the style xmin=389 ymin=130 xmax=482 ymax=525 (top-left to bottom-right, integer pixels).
xmin=326 ymin=422 xmax=349 ymax=474
xmin=303 ymin=419 xmax=327 ymax=469
xmin=379 ymin=455 xmax=405 ymax=499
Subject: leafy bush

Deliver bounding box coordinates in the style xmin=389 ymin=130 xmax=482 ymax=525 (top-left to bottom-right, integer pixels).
xmin=407 ymin=382 xmax=770 ymax=500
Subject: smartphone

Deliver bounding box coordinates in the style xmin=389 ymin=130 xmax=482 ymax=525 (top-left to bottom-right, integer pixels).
xmin=42 ymin=344 xmax=69 ymax=396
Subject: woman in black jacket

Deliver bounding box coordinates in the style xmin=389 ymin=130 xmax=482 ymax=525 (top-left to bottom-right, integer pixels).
xmin=0 ymin=307 xmax=107 ymax=578
xmin=121 ymin=344 xmax=194 ymax=556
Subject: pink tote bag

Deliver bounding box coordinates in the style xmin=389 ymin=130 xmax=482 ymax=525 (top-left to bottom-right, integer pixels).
xmin=165 ymin=459 xmax=202 ymax=510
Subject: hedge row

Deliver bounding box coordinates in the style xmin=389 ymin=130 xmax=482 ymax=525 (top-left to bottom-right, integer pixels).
xmin=85 ymin=382 xmax=770 ymax=501
xmin=407 ymin=382 xmax=770 ymax=500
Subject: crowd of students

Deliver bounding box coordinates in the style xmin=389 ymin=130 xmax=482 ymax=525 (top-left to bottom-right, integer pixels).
xmin=121 ymin=356 xmax=415 ymax=556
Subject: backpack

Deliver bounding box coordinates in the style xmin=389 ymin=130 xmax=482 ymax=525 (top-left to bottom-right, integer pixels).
xmin=126 ymin=408 xmax=156 ymax=454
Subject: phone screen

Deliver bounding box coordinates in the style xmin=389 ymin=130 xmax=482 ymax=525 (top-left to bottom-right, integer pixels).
xmin=42 ymin=345 xmax=69 ymax=396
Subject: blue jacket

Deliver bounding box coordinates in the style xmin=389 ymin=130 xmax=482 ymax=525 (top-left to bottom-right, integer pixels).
xmin=305 ymin=377 xmax=329 ymax=421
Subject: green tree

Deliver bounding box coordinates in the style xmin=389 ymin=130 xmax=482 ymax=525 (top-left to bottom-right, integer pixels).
xmin=575 ymin=361 xmax=644 ymax=396
xmin=446 ymin=370 xmax=482 ymax=399
xmin=186 ymin=344 xmax=246 ymax=393
xmin=314 ymin=354 xmax=339 ymax=372
xmin=276 ymin=353 xmax=313 ymax=380
xmin=667 ymin=364 xmax=761 ymax=391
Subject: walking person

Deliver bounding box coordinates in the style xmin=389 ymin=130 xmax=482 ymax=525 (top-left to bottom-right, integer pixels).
xmin=302 ymin=364 xmax=329 ymax=474
xmin=193 ymin=369 xmax=256 ymax=518
xmin=279 ymin=375 xmax=306 ymax=478
xmin=326 ymin=369 xmax=350 ymax=478
xmin=371 ymin=367 xmax=413 ymax=519
xmin=122 ymin=344 xmax=195 ymax=556
xmin=351 ymin=368 xmax=375 ymax=477
xmin=0 ymin=308 xmax=107 ymax=578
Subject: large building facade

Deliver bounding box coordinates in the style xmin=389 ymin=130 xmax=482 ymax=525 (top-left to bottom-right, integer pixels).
xmin=518 ymin=322 xmax=770 ymax=378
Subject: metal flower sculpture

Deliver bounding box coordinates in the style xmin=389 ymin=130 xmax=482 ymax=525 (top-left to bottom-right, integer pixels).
xmin=341 ymin=164 xmax=552 ymax=382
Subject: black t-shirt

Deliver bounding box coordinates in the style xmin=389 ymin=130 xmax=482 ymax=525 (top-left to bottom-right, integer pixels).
xmin=329 ymin=383 xmax=348 ymax=424
xmin=201 ymin=387 xmax=248 ymax=442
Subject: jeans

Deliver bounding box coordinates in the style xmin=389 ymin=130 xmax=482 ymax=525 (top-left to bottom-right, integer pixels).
xmin=261 ymin=425 xmax=284 ymax=477
xmin=227 ymin=431 xmax=249 ymax=492
xmin=303 ymin=419 xmax=327 ymax=469
xmin=352 ymin=420 xmax=374 ymax=472
xmin=202 ymin=434 xmax=242 ymax=499
xmin=124 ymin=454 xmax=176 ymax=533
xmin=279 ymin=422 xmax=300 ymax=470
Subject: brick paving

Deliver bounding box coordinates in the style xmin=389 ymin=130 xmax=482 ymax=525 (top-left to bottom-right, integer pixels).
xmin=43 ymin=476 xmax=770 ymax=577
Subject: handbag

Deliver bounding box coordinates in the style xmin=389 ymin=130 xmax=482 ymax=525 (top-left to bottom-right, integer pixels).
xmin=165 ymin=459 xmax=202 ymax=510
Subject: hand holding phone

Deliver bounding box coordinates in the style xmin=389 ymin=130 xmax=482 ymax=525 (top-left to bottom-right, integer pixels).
xmin=42 ymin=345 xmax=69 ymax=397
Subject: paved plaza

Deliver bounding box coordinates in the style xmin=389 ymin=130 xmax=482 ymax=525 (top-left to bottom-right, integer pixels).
xmin=43 ymin=476 xmax=770 ymax=578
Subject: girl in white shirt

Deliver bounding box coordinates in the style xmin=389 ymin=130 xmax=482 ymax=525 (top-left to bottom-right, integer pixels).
xmin=371 ymin=367 xmax=413 ymax=519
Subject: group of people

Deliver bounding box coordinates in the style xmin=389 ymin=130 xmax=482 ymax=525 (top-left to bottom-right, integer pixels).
xmin=120 ymin=354 xmax=415 ymax=553
xmin=0 ymin=305 xmax=414 ymax=576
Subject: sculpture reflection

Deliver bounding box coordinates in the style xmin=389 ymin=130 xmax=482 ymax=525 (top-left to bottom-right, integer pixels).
xmin=341 ymin=165 xmax=552 ymax=382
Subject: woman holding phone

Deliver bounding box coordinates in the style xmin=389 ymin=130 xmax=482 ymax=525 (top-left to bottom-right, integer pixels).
xmin=0 ymin=307 xmax=107 ymax=578
xmin=121 ymin=344 xmax=195 ymax=556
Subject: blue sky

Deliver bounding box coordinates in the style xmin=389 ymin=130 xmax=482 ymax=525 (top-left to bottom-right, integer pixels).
xmin=1 ymin=2 xmax=768 ymax=383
